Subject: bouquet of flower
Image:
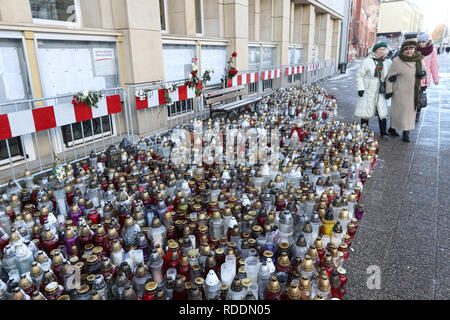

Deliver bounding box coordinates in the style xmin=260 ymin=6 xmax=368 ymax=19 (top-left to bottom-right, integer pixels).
xmin=185 ymin=58 xmax=214 ymax=96
xmin=136 ymin=88 xmax=151 ymax=101
xmin=221 ymin=52 xmax=238 ymax=86
xmin=161 ymin=83 xmax=179 ymax=104
xmin=72 ymin=90 xmax=104 ymax=108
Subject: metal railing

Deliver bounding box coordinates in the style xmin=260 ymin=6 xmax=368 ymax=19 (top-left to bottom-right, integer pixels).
xmin=0 ymin=58 xmax=336 ymax=188
xmin=0 ymin=87 xmax=126 ymax=186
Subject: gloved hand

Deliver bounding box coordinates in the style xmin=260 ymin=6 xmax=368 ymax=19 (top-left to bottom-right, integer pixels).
xmin=388 ymin=75 xmax=397 ymax=82
xmin=358 ymin=90 xmax=365 ymax=97
xmin=416 ymin=71 xmax=426 ymax=79
xmin=385 ymin=93 xmax=393 ymax=99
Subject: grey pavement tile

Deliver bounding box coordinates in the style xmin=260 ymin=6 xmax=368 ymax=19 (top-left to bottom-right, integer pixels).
xmin=437 ymin=192 xmax=450 ymax=206
xmin=399 ymin=203 xmax=437 ymax=223
xmin=393 ymin=212 xmax=437 ymax=242
xmin=357 ymin=205 xmax=399 ymax=233
xmin=406 ymin=174 xmax=437 ymax=188
xmin=381 ymin=266 xmax=435 ymax=300
xmin=434 ymin=248 xmax=450 ymax=300
xmin=404 ymin=193 xmax=436 ymax=207
xmin=437 ymin=204 xmax=450 ymax=221
xmin=411 ymin=155 xmax=438 ymax=168
xmin=363 ymin=189 xmax=405 ymax=209
xmin=437 ymin=221 xmax=450 ymax=249
xmin=435 ymin=246 xmax=450 ymax=284
xmin=409 ymin=164 xmax=438 ymax=178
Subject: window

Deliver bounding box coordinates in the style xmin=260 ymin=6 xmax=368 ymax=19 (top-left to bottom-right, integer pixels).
xmin=0 ymin=39 xmax=32 ymax=106
xmin=159 ymin=0 xmax=167 ymax=32
xmin=0 ymin=37 xmax=33 ymax=162
xmin=200 ymin=45 xmax=227 ymax=85
xmin=295 ymin=48 xmax=303 ymax=64
xmin=262 ymin=46 xmax=276 ymax=68
xmin=262 ymin=79 xmax=273 ymax=91
xmin=248 ymin=46 xmax=260 ymax=70
xmin=37 ymin=39 xmax=119 ymax=97
xmin=288 ymin=48 xmax=295 ymax=65
xmin=36 ymin=39 xmax=120 ymax=147
xmin=168 ymin=98 xmax=194 ymax=117
xmin=195 ymin=0 xmax=203 ymax=35
xmin=30 ymin=0 xmax=81 ymax=26
xmin=163 ymin=44 xmax=197 ymax=82
xmin=248 ymin=82 xmax=258 ymax=94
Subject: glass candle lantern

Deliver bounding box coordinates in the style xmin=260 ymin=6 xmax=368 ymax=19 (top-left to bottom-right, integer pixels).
xmin=52 ymin=180 xmax=68 ymax=222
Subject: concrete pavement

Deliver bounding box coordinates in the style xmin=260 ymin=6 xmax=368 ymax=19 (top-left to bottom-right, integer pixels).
xmin=320 ymin=55 xmax=450 ymax=300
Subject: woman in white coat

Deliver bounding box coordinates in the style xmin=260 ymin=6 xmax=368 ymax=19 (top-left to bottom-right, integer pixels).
xmin=354 ymin=42 xmax=392 ymax=136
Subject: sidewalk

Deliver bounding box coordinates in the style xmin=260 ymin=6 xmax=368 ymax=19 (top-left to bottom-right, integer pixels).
xmin=320 ymin=55 xmax=450 ymax=300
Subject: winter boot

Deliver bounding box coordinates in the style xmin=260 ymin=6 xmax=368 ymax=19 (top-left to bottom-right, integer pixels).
xmin=378 ymin=118 xmax=387 ymax=137
xmin=388 ymin=127 xmax=400 ymax=137
xmin=402 ymin=131 xmax=410 ymax=142
xmin=361 ymin=119 xmax=369 ymax=127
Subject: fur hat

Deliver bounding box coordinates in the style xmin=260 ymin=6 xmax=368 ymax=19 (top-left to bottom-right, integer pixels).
xmin=401 ymin=39 xmax=418 ymax=52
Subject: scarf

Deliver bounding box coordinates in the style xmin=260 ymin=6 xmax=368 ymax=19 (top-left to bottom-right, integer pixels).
xmin=399 ymin=51 xmax=424 ymax=110
xmin=373 ymin=57 xmax=385 ymax=78
xmin=369 ymin=52 xmax=385 ymax=78
xmin=417 ymin=41 xmax=434 ymax=57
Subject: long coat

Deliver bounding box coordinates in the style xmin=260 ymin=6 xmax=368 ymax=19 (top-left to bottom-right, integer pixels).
xmin=354 ymin=53 xmax=392 ymax=120
xmin=386 ymin=57 xmax=426 ymax=131
xmin=421 ymin=48 xmax=439 ymax=87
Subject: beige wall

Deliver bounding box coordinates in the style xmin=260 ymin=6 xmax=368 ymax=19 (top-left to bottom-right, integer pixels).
xmin=0 ymin=0 xmax=343 ymax=180
xmin=378 ymin=0 xmax=424 ymax=34
xmin=0 ymin=0 xmax=32 ymax=23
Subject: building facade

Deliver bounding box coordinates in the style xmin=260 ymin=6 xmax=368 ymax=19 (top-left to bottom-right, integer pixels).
xmin=0 ymin=0 xmax=343 ymax=182
xmin=348 ymin=0 xmax=379 ymax=60
xmin=377 ymin=0 xmax=424 ymax=48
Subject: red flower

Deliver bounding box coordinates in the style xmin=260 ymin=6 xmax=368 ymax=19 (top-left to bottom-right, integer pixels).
xmin=312 ymin=114 xmax=317 ymax=120
xmin=228 ymin=67 xmax=238 ymax=77
xmin=322 ymin=112 xmax=328 ymax=119
xmin=191 ymin=71 xmax=197 ymax=77
xmin=232 ymin=52 xmax=237 ymax=57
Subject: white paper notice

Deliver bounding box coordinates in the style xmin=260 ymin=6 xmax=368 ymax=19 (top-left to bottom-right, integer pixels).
xmin=93 ymin=48 xmax=115 ymax=76
xmin=0 ymin=47 xmax=25 ymax=100
xmin=2 ymin=74 xmax=25 ymax=100
xmin=93 ymin=77 xmax=106 ymax=91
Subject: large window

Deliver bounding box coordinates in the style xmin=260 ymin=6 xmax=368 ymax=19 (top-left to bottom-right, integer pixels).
xmin=0 ymin=37 xmax=33 ymax=162
xmin=195 ymin=0 xmax=203 ymax=35
xmin=200 ymin=45 xmax=227 ymax=85
xmin=37 ymin=39 xmax=120 ymax=147
xmin=248 ymin=46 xmax=260 ymax=70
xmin=163 ymin=44 xmax=197 ymax=82
xmin=262 ymin=46 xmax=276 ymax=68
xmin=30 ymin=0 xmax=81 ymax=26
xmin=37 ymin=39 xmax=119 ymax=97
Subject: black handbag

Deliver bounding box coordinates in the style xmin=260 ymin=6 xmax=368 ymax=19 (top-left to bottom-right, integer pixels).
xmin=418 ymin=90 xmax=427 ymax=109
xmin=379 ymin=81 xmax=386 ymax=94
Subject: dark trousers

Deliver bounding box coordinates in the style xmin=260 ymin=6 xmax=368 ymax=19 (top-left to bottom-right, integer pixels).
xmin=361 ymin=117 xmax=387 ymax=134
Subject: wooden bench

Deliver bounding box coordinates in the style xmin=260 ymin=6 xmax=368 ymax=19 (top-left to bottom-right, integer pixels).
xmin=203 ymin=85 xmax=262 ymax=120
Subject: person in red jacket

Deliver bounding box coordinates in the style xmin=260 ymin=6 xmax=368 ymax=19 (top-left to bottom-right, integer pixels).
xmin=416 ymin=32 xmax=439 ymax=122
